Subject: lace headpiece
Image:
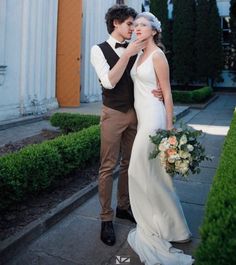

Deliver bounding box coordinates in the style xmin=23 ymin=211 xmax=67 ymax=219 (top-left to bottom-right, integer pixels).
xmin=136 ymin=12 xmax=162 ymax=33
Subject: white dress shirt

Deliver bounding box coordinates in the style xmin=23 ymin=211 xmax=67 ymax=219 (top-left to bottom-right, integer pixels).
xmin=90 ymin=36 xmax=128 ymax=89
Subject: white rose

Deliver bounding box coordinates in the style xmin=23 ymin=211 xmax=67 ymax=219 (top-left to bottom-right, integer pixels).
xmin=175 ymin=160 xmax=189 ymax=175
xmin=168 ymin=154 xmax=180 ymax=164
xmin=179 ymin=150 xmax=190 ymax=159
xmin=159 ymin=152 xmax=167 ymax=165
xmin=187 ymin=144 xmax=194 ymax=152
xmin=179 ymin=166 xmax=189 ymax=175
xmin=168 ymin=156 xmax=175 ymax=163
xmin=179 ymin=134 xmax=187 ymax=145
xmin=159 ymin=143 xmax=168 ymax=152
xmin=159 ymin=138 xmax=170 ymax=151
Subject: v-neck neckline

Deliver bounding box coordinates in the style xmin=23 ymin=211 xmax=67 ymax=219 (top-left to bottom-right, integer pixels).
xmin=136 ymin=50 xmax=158 ymax=71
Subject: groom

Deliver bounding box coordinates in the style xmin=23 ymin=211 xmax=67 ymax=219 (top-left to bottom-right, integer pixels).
xmin=91 ymin=4 xmax=162 ymax=246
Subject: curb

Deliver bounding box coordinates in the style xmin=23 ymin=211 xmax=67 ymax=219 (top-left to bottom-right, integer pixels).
xmin=0 ymin=115 xmax=47 ymax=131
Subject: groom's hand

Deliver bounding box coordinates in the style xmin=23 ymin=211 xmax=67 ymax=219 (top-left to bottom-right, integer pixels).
xmin=152 ymin=88 xmax=163 ymax=101
xmin=124 ymin=39 xmax=147 ymax=57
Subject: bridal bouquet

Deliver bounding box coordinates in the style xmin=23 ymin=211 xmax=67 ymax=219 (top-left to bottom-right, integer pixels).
xmin=149 ymin=124 xmax=211 ymax=178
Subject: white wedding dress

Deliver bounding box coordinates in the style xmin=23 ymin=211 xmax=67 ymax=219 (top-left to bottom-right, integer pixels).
xmin=128 ymin=50 xmax=194 ymax=265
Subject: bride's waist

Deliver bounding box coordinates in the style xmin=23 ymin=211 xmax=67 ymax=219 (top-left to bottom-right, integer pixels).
xmin=134 ymin=97 xmax=164 ymax=108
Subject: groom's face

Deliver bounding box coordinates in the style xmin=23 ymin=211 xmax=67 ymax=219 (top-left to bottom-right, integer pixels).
xmin=114 ymin=16 xmax=134 ymax=40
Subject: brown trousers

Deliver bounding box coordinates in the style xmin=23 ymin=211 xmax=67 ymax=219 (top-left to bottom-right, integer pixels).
xmin=99 ymin=105 xmax=137 ymax=221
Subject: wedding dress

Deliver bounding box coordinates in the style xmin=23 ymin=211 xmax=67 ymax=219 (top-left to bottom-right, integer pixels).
xmin=128 ymin=50 xmax=194 ymax=265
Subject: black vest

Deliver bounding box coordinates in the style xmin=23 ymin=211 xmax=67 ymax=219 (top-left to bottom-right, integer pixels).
xmin=98 ymin=41 xmax=137 ymax=113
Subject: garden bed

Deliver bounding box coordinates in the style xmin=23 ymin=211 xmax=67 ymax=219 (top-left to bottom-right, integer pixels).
xmin=0 ymin=130 xmax=99 ymax=241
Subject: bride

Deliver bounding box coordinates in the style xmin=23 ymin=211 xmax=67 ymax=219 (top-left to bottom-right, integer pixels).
xmin=127 ymin=12 xmax=194 ymax=265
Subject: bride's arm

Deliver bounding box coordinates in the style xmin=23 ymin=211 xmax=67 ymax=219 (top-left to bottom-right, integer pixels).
xmin=152 ymin=50 xmax=173 ymax=130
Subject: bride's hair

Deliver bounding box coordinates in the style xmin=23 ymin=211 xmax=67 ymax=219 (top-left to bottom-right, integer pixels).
xmin=135 ymin=12 xmax=165 ymax=51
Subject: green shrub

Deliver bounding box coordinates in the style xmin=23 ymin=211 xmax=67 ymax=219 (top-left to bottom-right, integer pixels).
xmin=47 ymin=125 xmax=100 ymax=176
xmin=195 ymin=110 xmax=236 ymax=265
xmin=192 ymin=86 xmax=213 ymax=102
xmin=50 ymin=112 xmax=100 ymax=133
xmin=0 ymin=125 xmax=100 ymax=210
xmin=0 ymin=143 xmax=62 ymax=209
xmin=172 ymin=86 xmax=213 ymax=103
xmin=172 ymin=90 xmax=193 ymax=103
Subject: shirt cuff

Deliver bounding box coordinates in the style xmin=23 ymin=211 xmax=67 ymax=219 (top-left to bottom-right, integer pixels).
xmin=100 ymin=75 xmax=114 ymax=89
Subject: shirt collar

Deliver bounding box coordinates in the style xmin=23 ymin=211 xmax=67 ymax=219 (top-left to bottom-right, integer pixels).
xmin=107 ymin=35 xmax=128 ymax=49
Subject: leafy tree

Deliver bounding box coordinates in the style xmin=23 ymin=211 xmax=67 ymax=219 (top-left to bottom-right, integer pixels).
xmin=195 ymin=0 xmax=223 ymax=85
xmin=207 ymin=0 xmax=223 ymax=83
xmin=195 ymin=0 xmax=209 ymax=83
xmin=150 ymin=0 xmax=172 ymax=76
xmin=172 ymin=0 xmax=196 ymax=85
xmin=150 ymin=0 xmax=171 ymax=52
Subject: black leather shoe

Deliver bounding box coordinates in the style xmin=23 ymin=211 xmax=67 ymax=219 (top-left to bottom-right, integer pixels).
xmin=116 ymin=206 xmax=136 ymax=223
xmin=100 ymin=221 xmax=116 ymax=246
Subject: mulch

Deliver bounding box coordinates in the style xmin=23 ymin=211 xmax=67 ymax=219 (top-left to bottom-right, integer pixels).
xmin=0 ymin=130 xmax=99 ymax=241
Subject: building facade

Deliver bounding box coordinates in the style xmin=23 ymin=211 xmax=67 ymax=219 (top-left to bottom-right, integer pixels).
xmin=0 ymin=0 xmax=58 ymax=122
xmin=0 ymin=0 xmax=145 ymax=122
xmin=0 ymin=0 xmax=234 ymax=122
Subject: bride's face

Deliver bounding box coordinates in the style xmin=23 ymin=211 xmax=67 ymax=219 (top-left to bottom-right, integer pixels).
xmin=134 ymin=17 xmax=156 ymax=41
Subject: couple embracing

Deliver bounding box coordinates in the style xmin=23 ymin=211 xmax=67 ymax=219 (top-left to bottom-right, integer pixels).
xmin=91 ymin=4 xmax=194 ymax=265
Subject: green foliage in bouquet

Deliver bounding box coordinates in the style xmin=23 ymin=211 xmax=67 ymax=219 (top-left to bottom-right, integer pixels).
xmin=149 ymin=124 xmax=211 ymax=178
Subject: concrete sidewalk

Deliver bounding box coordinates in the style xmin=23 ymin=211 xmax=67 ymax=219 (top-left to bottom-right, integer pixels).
xmin=1 ymin=94 xmax=236 ymax=265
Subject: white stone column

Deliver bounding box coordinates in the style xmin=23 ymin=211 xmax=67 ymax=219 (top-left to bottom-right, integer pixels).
xmin=45 ymin=0 xmax=58 ymax=106
xmin=0 ymin=0 xmax=7 ymax=66
xmin=19 ymin=0 xmax=31 ymax=114
xmin=19 ymin=0 xmax=58 ymax=115
xmin=0 ymin=0 xmax=7 ymax=86
xmin=81 ymin=0 xmax=115 ymax=102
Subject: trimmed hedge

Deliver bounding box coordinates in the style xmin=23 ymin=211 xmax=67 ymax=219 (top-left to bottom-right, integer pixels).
xmin=50 ymin=112 xmax=100 ymax=133
xmin=0 ymin=125 xmax=100 ymax=210
xmin=172 ymin=86 xmax=213 ymax=103
xmin=195 ymin=110 xmax=236 ymax=265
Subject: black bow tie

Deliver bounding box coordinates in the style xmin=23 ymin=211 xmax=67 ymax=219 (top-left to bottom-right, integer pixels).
xmin=115 ymin=42 xmax=128 ymax=49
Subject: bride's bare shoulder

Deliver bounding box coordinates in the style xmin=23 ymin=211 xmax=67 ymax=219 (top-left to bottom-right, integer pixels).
xmin=152 ymin=48 xmax=168 ymax=65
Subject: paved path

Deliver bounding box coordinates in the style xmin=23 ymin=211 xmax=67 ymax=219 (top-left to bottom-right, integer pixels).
xmin=3 ymin=94 xmax=236 ymax=265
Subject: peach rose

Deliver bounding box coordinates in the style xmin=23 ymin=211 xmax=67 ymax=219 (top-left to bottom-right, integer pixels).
xmin=166 ymin=148 xmax=177 ymax=156
xmin=168 ymin=136 xmax=178 ymax=146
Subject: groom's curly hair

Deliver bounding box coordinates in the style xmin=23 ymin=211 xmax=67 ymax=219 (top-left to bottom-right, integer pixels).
xmin=105 ymin=5 xmax=137 ymax=34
